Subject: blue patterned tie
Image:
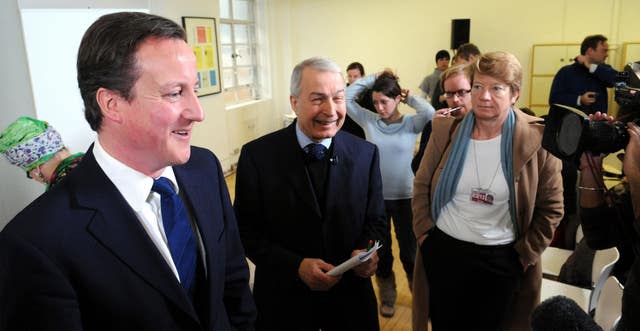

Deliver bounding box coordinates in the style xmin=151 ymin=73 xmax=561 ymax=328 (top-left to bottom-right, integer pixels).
xmin=305 ymin=143 xmax=327 ymax=161
xmin=152 ymin=177 xmax=197 ymax=298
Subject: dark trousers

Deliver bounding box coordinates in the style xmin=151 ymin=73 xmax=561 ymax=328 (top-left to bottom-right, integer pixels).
xmin=376 ymin=199 xmax=416 ymax=280
xmin=421 ymin=227 xmax=522 ymax=331
xmin=254 ymin=274 xmax=379 ymax=331
xmin=551 ymin=160 xmax=579 ymax=248
xmin=619 ymin=264 xmax=640 ymax=331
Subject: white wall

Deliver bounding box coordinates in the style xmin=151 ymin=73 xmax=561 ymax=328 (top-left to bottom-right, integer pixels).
xmin=287 ymin=0 xmax=640 ymax=110
xmin=20 ymin=8 xmax=146 ymax=155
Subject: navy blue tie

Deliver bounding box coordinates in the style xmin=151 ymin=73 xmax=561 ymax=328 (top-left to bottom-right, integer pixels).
xmin=152 ymin=177 xmax=197 ymax=298
xmin=305 ymin=143 xmax=327 ymax=161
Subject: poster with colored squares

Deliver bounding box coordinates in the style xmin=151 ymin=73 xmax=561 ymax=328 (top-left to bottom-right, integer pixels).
xmin=182 ymin=17 xmax=222 ymax=96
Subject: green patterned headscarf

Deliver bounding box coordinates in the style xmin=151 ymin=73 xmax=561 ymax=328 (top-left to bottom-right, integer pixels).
xmin=0 ymin=116 xmax=65 ymax=172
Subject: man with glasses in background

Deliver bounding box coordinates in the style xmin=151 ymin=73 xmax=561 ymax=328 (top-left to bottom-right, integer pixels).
xmin=411 ymin=64 xmax=472 ymax=173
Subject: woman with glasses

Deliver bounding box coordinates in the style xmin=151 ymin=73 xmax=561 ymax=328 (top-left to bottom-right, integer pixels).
xmin=412 ymin=52 xmax=563 ymax=330
xmin=346 ymin=70 xmax=435 ymax=318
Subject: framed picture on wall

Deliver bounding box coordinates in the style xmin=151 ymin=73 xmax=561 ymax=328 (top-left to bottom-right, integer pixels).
xmin=182 ymin=16 xmax=222 ymax=96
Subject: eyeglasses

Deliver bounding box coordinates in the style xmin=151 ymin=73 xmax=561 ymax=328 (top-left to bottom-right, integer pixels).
xmin=470 ymin=84 xmax=510 ymax=97
xmin=444 ymin=89 xmax=471 ymax=99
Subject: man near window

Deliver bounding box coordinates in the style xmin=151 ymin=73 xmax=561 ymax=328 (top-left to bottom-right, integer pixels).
xmin=0 ymin=12 xmax=255 ymax=331
xmin=234 ymin=57 xmax=386 ymax=330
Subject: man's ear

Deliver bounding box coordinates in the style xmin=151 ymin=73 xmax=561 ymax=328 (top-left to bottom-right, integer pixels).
xmin=290 ymin=95 xmax=299 ymax=115
xmin=96 ymin=88 xmax=124 ymax=123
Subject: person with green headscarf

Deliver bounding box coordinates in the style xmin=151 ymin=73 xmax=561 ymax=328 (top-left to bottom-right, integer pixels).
xmin=0 ymin=116 xmax=83 ymax=190
xmin=412 ymin=52 xmax=564 ymax=331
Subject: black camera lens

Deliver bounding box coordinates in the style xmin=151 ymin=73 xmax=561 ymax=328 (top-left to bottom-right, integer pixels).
xmin=557 ymin=115 xmax=582 ymax=156
xmin=586 ymin=121 xmax=629 ymax=154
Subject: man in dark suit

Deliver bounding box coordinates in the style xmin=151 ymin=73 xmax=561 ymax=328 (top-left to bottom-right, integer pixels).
xmin=0 ymin=12 xmax=255 ymax=331
xmin=234 ymin=57 xmax=387 ymax=331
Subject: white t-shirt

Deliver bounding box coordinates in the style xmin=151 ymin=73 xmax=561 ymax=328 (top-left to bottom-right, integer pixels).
xmin=436 ymin=135 xmax=516 ymax=245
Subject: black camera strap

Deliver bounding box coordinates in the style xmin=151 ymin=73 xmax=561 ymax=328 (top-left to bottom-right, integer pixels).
xmin=583 ymin=153 xmax=616 ymax=208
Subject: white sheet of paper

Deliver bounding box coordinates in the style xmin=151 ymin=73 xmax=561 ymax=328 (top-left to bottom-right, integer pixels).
xmin=326 ymin=240 xmax=381 ymax=276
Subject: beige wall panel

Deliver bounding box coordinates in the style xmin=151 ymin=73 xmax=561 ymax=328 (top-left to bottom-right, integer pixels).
xmin=530 ymin=76 xmax=554 ymax=106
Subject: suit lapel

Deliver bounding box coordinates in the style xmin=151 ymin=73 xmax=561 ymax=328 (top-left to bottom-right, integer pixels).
xmin=324 ymin=134 xmax=353 ymax=217
xmin=76 ymin=149 xmax=199 ymax=322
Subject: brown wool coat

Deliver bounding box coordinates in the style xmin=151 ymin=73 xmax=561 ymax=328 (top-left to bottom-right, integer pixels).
xmin=411 ymin=108 xmax=564 ymax=331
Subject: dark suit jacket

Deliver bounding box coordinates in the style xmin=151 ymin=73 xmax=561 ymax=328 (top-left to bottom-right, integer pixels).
xmin=234 ymin=123 xmax=386 ymax=329
xmin=0 ymin=146 xmax=256 ymax=331
xmin=549 ymin=61 xmax=617 ymax=114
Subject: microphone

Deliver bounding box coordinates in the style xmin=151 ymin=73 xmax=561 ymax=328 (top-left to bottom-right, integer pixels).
xmin=531 ymin=296 xmax=603 ymax=331
xmin=329 ymin=155 xmax=339 ymax=165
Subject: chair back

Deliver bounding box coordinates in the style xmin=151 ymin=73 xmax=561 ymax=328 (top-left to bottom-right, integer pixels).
xmin=587 ymin=247 xmax=620 ymax=313
xmin=591 ymin=247 xmax=619 ymax=286
xmin=593 ymin=276 xmax=623 ymax=331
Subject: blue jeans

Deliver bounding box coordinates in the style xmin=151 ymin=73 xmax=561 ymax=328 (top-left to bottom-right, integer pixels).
xmin=376 ymin=199 xmax=416 ymax=280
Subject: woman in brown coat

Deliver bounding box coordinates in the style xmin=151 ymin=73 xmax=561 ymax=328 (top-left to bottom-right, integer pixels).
xmin=412 ymin=51 xmax=564 ymax=331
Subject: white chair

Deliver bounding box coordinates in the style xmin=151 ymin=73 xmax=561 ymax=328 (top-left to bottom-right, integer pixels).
xmin=541 ymin=225 xmax=585 ymax=279
xmin=540 ymin=247 xmax=619 ymax=313
xmin=593 ymin=276 xmax=624 ymax=331
xmin=586 ymin=248 xmax=621 ymax=313
xmin=541 ymin=247 xmax=573 ymax=279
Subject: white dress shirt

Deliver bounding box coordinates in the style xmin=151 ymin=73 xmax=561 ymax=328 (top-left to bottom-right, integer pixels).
xmin=93 ymin=138 xmax=195 ymax=281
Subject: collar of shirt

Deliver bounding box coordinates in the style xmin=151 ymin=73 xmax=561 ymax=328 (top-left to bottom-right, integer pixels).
xmin=92 ymin=138 xmax=178 ymax=212
xmin=295 ymin=122 xmax=332 ymax=150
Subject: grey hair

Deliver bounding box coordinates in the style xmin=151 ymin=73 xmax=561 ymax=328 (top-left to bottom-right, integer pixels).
xmin=290 ymin=57 xmax=343 ymax=97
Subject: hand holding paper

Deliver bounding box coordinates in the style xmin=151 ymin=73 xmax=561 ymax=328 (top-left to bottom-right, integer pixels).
xmin=299 ymin=258 xmax=340 ymax=291
xmin=327 ymin=241 xmax=382 ymax=277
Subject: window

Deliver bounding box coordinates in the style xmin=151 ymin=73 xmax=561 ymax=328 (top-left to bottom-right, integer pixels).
xmin=219 ymin=0 xmax=269 ymax=105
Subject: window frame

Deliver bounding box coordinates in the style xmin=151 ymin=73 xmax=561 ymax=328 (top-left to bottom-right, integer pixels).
xmin=219 ymin=0 xmax=268 ymax=106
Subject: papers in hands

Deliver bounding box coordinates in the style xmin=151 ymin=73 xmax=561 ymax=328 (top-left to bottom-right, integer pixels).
xmin=326 ymin=241 xmax=382 ymax=276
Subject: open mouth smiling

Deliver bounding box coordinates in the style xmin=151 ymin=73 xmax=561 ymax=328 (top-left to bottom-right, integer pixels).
xmin=172 ymin=129 xmax=189 ymax=136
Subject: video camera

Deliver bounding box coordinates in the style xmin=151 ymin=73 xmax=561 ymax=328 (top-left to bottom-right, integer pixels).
xmin=614 ymin=62 xmax=640 ymax=107
xmin=542 ymin=62 xmax=640 ymax=163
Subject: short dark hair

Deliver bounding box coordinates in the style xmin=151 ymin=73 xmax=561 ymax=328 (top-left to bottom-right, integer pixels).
xmin=77 ymin=12 xmax=186 ymax=131
xmin=435 ymin=50 xmax=451 ymax=62
xmin=580 ymin=34 xmax=607 ymax=55
xmin=455 ymin=43 xmax=481 ymax=61
xmin=346 ymin=62 xmax=365 ymax=76
xmin=372 ymin=70 xmax=401 ymax=98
